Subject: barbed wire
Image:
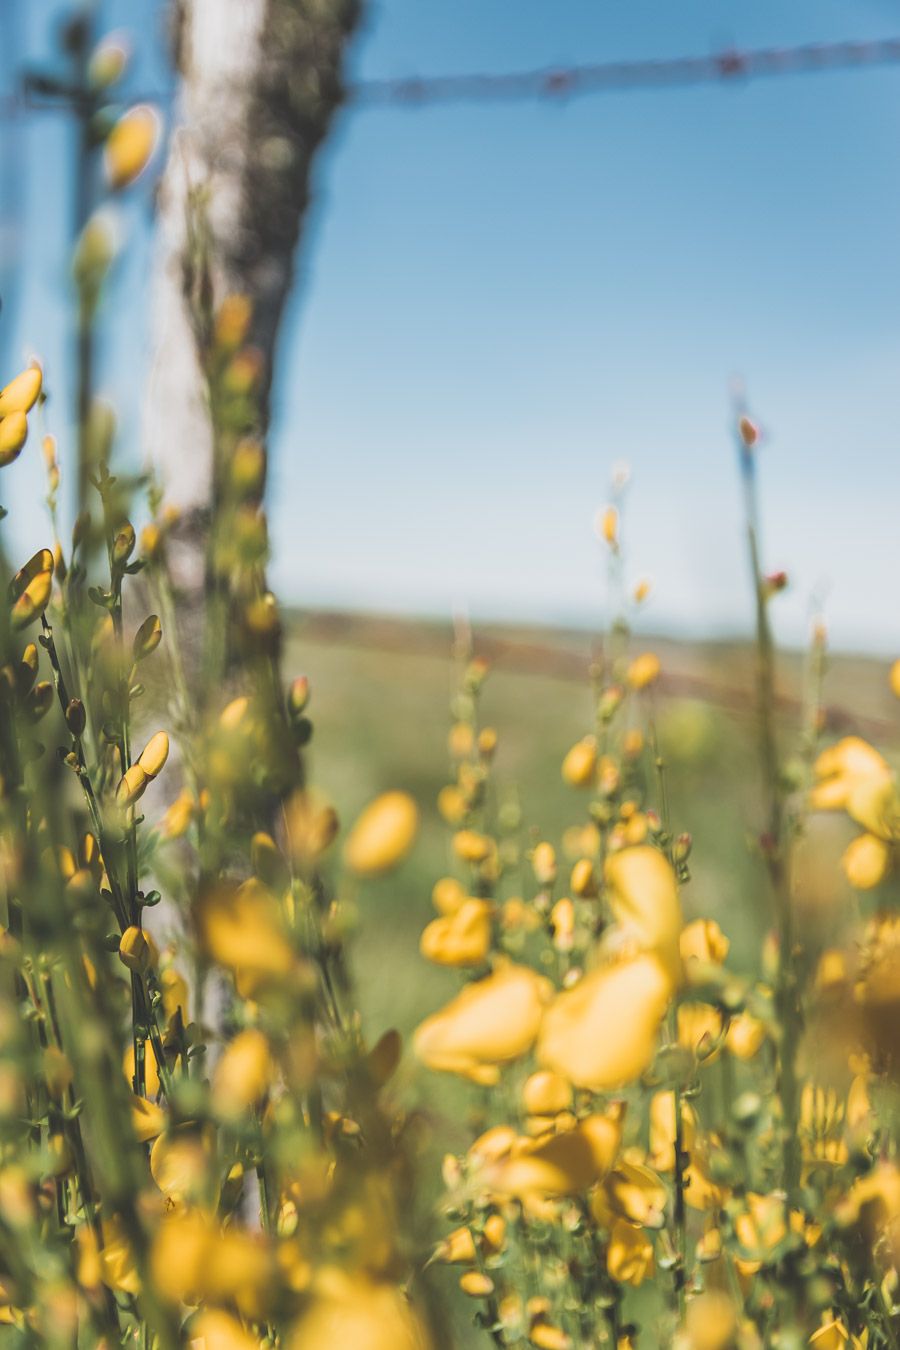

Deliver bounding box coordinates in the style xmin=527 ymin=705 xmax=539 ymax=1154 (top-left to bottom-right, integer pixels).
xmin=351 ymin=37 xmax=900 ymax=107
xmin=3 ymin=35 xmax=900 ymax=118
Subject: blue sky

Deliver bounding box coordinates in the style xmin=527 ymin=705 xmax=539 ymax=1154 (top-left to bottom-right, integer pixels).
xmin=2 ymin=0 xmax=900 ymax=652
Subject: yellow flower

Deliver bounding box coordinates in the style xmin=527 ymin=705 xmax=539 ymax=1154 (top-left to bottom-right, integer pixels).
xmin=288 ymin=1267 xmax=432 ymax=1350
xmin=679 ymin=919 xmax=730 ymax=983
xmin=150 ymin=1126 xmax=215 ymax=1207
xmin=604 ymin=846 xmax=683 ymax=983
xmin=99 ymin=1218 xmax=140 ymax=1295
xmin=344 ymin=791 xmax=418 ymax=876
xmin=834 ymin=1161 xmax=900 ymax=1235
xmin=733 ymin=1192 xmax=789 ymax=1274
xmin=606 ymin=1218 xmax=654 ymax=1287
xmin=678 ymin=1003 xmax=724 ymax=1061
xmin=414 ymin=961 xmax=552 ymax=1084
xmin=809 ymin=1317 xmax=863 ymax=1350
xmin=570 ymin=858 xmax=597 ymax=897
xmin=157 ymin=789 xmax=195 ymax=840
xmin=725 ymin=1012 xmax=766 ymax=1061
xmin=131 ymin=1095 xmax=166 ymax=1143
xmin=212 ymin=1029 xmax=273 ymax=1118
xmin=811 ymin=737 xmax=900 ymax=838
xmin=891 ymin=659 xmax=900 ymax=700
xmin=486 ymin=1109 xmax=622 ymax=1199
xmin=537 ymin=954 xmax=672 ymax=1090
xmin=189 ymin=1309 xmax=259 ymax=1350
xmin=196 ymin=879 xmax=294 ymax=992
xmin=431 ymin=877 xmax=466 ymax=915
xmin=0 ymin=416 xmax=28 ymax=468
xmin=529 ymin=1321 xmax=571 ymax=1350
xmin=682 ymin=1292 xmax=739 ymax=1350
xmin=420 ymin=898 xmax=492 ymax=967
xmin=603 ymin=1161 xmax=667 ymax=1230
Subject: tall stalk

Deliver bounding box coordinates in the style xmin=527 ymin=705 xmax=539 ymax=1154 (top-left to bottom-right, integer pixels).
xmin=735 ymin=411 xmax=801 ymax=1198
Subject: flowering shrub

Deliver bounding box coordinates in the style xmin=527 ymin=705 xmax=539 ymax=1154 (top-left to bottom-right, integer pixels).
xmin=413 ymin=457 xmax=900 ymax=1349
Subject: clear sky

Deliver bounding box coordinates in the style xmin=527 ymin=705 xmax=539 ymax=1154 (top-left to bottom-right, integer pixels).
xmin=2 ymin=0 xmax=900 ymax=652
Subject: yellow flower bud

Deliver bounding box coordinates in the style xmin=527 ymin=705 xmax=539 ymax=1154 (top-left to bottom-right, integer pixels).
xmin=521 ymin=1070 xmax=572 ymax=1117
xmin=529 ymin=1323 xmax=571 ymax=1350
xmin=140 ymin=522 xmax=161 ymax=558
xmin=435 ymin=1227 xmax=477 ymax=1264
xmin=448 ymin=721 xmax=474 ymax=758
xmin=0 ymin=412 xmax=27 ymax=466
xmin=598 ymin=506 xmax=618 ymax=547
xmin=138 ymin=730 xmax=169 ymax=779
xmin=344 ymin=790 xmax=418 ymax=876
xmin=627 ymin=652 xmax=661 ymax=690
xmin=561 ymin=736 xmax=597 ymax=787
xmin=570 ymin=858 xmax=597 ymax=897
xmin=532 ymin=841 xmax=556 ymax=885
xmin=158 ymin=789 xmax=194 ymax=840
xmin=459 ymin=1271 xmax=494 ymax=1298
xmin=437 ymin=784 xmax=467 ymax=825
xmin=432 ymin=876 xmax=466 ymax=915
xmin=478 ymin=726 xmax=498 ymax=758
xmin=104 ymin=104 xmax=160 ymax=189
xmin=0 ymin=366 xmax=41 ymax=419
xmin=841 ymin=832 xmax=891 ymax=890
xmin=10 ymin=550 xmax=54 ymax=629
xmin=88 ymin=34 xmax=130 ymax=90
xmin=116 ymin=764 xmax=147 ymax=806
xmin=132 ymin=614 xmax=161 ymax=662
xmin=453 ymin=829 xmax=493 ymax=864
xmin=118 ymin=926 xmax=153 ymax=974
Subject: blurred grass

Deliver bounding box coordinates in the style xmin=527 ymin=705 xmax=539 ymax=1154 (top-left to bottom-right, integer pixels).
xmin=282 ymin=608 xmax=898 ymax=1342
